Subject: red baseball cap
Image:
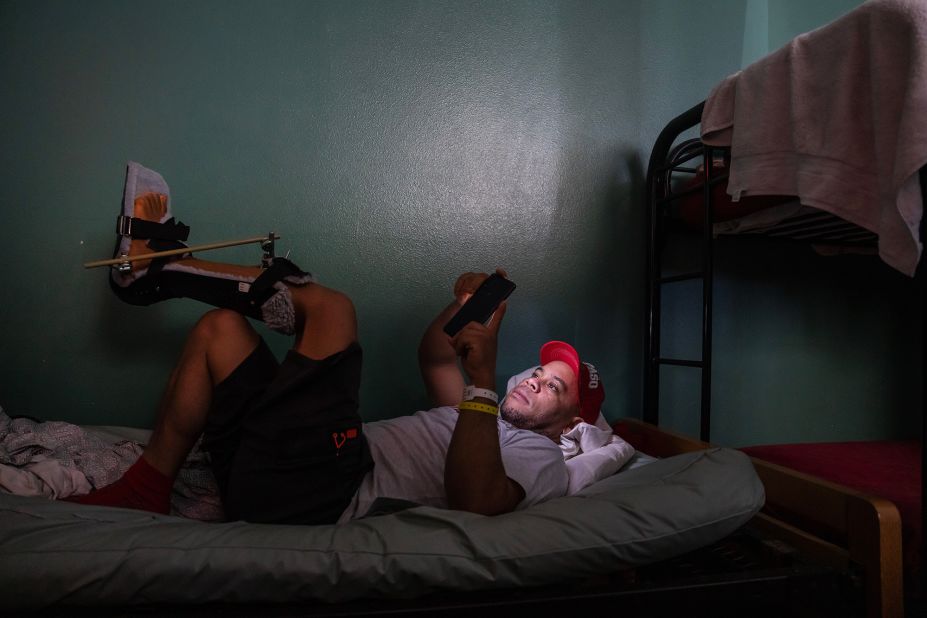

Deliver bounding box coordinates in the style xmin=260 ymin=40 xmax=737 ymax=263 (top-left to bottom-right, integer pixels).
xmin=539 ymin=341 xmax=605 ymax=424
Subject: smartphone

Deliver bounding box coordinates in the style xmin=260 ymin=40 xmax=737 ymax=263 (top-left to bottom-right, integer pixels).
xmin=443 ymin=273 xmax=516 ymax=337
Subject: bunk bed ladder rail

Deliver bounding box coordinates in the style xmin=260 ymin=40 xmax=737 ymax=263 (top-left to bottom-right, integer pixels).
xmin=644 ymin=101 xmax=723 ymax=442
xmin=920 ymin=166 xmax=927 ymax=608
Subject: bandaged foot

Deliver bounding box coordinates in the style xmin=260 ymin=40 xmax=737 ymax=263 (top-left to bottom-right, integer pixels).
xmin=110 ymin=162 xmax=314 ymax=335
xmin=111 ymin=161 xmax=191 ymax=282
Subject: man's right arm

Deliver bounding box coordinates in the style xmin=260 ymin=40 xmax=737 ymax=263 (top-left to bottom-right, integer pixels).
xmin=418 ymin=299 xmax=467 ymax=407
xmin=418 ymin=270 xmax=523 ymax=515
xmin=417 ymin=270 xmax=507 ymax=408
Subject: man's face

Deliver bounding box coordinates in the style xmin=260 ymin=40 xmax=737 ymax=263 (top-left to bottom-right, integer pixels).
xmin=500 ymin=360 xmax=580 ymax=441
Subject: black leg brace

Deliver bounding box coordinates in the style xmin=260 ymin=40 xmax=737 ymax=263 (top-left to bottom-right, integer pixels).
xmin=110 ymin=257 xmax=313 ymax=332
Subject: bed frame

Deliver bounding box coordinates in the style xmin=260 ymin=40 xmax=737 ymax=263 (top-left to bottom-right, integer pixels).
xmin=615 ymin=418 xmax=904 ymax=618
xmin=642 ymin=101 xmax=920 ymax=617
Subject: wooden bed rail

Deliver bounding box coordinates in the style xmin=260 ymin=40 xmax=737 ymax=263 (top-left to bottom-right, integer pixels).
xmin=751 ymin=459 xmax=904 ymax=618
xmin=614 ymin=417 xmax=711 ymax=457
xmin=614 ymin=418 xmax=904 ymax=618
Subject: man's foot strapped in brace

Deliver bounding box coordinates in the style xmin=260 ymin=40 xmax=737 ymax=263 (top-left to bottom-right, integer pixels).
xmin=109 ymin=162 xmax=314 ymax=335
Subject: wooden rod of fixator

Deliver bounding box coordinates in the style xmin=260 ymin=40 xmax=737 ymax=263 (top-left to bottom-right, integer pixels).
xmin=83 ymin=233 xmax=281 ymax=269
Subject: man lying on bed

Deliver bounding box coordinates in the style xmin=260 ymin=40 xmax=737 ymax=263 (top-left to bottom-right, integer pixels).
xmin=65 ymin=192 xmax=604 ymax=524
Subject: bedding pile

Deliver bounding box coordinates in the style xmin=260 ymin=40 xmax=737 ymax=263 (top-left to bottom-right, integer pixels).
xmin=0 ymin=408 xmax=224 ymax=521
xmin=0 ymin=404 xmax=633 ymax=519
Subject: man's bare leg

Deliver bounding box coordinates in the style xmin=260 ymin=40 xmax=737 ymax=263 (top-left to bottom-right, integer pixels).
xmin=144 ymin=283 xmax=357 ymax=480
xmin=142 ymin=309 xmax=262 ymax=481
xmin=69 ymin=179 xmax=357 ymax=512
xmin=64 ymin=309 xmax=260 ymax=512
xmin=67 ymin=280 xmax=357 ymax=513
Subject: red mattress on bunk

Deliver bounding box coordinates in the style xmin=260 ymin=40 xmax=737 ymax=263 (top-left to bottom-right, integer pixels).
xmin=676 ymin=162 xmax=794 ymax=230
xmin=740 ymin=440 xmax=922 ymax=593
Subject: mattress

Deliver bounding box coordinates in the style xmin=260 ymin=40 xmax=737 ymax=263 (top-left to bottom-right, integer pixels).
xmin=0 ymin=438 xmax=763 ymax=610
xmin=674 ymin=163 xmax=879 ymax=246
xmin=741 ymin=440 xmax=922 ymax=593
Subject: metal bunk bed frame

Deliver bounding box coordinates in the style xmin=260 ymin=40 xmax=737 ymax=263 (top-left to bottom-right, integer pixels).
xmin=643 ymin=101 xmax=926 ymax=611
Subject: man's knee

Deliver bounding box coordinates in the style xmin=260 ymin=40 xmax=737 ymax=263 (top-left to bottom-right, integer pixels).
xmin=193 ymin=308 xmax=255 ymax=342
xmin=289 ymin=285 xmax=357 ymax=358
xmin=291 ymin=284 xmax=356 ymax=325
xmin=191 ymin=309 xmax=262 ymax=382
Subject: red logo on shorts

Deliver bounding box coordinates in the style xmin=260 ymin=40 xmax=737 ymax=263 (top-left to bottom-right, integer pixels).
xmin=333 ymin=427 xmax=358 ymax=450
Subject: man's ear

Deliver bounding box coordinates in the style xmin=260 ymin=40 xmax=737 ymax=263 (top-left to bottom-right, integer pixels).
xmin=561 ymin=416 xmax=584 ymax=434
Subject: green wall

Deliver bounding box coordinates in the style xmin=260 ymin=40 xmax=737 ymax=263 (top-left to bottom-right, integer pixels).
xmin=0 ymin=0 xmax=918 ymax=447
xmin=0 ymin=0 xmax=643 ymax=427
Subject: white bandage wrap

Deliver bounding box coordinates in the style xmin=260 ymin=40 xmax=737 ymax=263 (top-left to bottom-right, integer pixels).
xmin=260 ymin=273 xmax=315 ymax=335
xmin=113 ymin=161 xmax=180 ymax=288
xmin=117 ymin=161 xmax=173 ymax=262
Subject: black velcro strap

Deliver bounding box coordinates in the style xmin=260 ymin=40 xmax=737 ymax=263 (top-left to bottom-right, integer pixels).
xmin=248 ymin=258 xmax=307 ymax=300
xmin=117 ymin=216 xmax=190 ymax=241
xmin=145 ymin=238 xmax=189 ymax=276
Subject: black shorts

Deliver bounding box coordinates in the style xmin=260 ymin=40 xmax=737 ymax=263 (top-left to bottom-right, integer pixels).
xmin=202 ymin=339 xmax=373 ymax=525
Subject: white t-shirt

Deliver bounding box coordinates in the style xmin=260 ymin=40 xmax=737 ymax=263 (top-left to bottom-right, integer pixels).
xmin=337 ymin=406 xmax=568 ymax=523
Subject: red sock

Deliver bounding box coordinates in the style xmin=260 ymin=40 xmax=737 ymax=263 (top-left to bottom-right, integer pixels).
xmin=65 ymin=456 xmax=172 ymax=515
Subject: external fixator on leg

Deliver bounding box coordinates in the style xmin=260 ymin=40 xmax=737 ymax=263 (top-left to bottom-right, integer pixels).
xmin=106 ymin=161 xmax=314 ymax=335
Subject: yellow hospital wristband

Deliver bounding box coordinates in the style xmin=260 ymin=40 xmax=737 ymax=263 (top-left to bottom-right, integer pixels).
xmin=458 ymin=400 xmax=499 ymax=416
